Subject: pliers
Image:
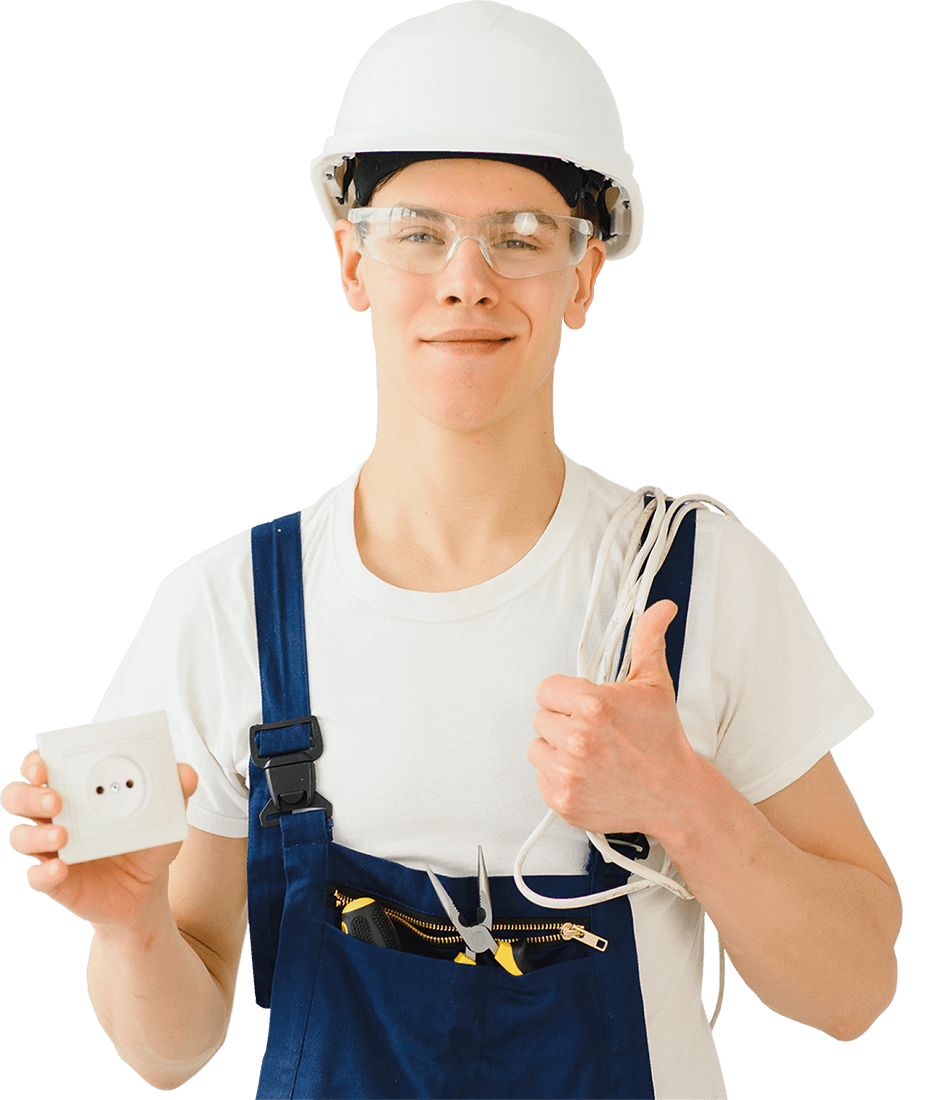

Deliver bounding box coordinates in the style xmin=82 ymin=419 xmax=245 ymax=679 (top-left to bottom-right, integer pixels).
xmin=425 ymin=846 xmax=533 ymax=975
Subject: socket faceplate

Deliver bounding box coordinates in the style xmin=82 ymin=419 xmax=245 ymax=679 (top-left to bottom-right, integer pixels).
xmin=37 ymin=712 xmax=188 ymax=864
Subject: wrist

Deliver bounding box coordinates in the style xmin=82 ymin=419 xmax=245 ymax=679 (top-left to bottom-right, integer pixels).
xmin=91 ymin=876 xmax=175 ymax=948
xmin=656 ymin=752 xmax=750 ymax=868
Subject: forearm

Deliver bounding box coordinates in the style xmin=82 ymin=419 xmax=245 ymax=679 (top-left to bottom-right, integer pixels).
xmin=88 ymin=894 xmax=229 ymax=1090
xmin=662 ymin=758 xmax=900 ymax=1039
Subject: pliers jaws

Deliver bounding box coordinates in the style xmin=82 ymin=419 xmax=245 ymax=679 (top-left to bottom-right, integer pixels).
xmin=425 ymin=845 xmax=499 ymax=960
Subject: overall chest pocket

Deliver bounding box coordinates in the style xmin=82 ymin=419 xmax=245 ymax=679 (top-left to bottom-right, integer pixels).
xmin=329 ymin=880 xmax=607 ymax=967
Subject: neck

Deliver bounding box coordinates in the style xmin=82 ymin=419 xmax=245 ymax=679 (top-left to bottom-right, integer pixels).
xmin=354 ymin=396 xmax=565 ymax=592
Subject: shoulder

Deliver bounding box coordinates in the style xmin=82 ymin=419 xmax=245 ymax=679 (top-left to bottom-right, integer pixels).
xmin=691 ymin=503 xmax=805 ymax=608
xmin=158 ymin=476 xmax=348 ymax=608
xmin=152 ymin=526 xmax=254 ymax=618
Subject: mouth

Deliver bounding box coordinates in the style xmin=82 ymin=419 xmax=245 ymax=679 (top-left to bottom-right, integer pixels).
xmin=426 ymin=336 xmax=512 ymax=345
xmin=421 ymin=329 xmax=514 ymax=353
xmin=422 ymin=327 xmax=512 ymax=341
xmin=423 ymin=340 xmax=512 ymax=358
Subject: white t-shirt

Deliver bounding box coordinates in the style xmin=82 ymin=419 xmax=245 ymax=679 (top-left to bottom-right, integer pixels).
xmin=94 ymin=454 xmax=873 ymax=1100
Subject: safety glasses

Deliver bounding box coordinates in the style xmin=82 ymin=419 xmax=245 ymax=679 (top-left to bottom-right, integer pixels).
xmin=348 ymin=206 xmax=594 ymax=278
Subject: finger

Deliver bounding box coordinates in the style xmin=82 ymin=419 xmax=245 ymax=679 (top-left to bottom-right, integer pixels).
xmin=526 ymin=735 xmax=545 ymax=764
xmin=9 ymin=822 xmax=66 ymax=858
xmin=7 ymin=765 xmax=69 ymax=893
xmin=526 ymin=736 xmax=557 ymax=779
xmin=534 ymin=673 xmax=593 ymax=715
xmin=10 ymin=808 xmax=68 ymax=897
xmin=531 ymin=705 xmax=572 ymax=749
xmin=20 ymin=750 xmax=47 ymax=786
xmin=1 ymin=779 xmax=60 ymax=822
xmin=3 ymin=751 xmax=53 ymax=819
xmin=178 ymin=764 xmax=198 ymax=805
xmin=627 ymin=599 xmax=677 ymax=685
xmin=27 ymin=857 xmax=68 ymax=894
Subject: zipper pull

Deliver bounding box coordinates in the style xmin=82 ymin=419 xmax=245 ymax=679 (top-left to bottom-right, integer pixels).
xmin=560 ymin=922 xmax=608 ymax=952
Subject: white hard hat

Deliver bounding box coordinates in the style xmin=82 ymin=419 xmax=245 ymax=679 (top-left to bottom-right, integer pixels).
xmin=311 ymin=1 xmax=643 ymax=258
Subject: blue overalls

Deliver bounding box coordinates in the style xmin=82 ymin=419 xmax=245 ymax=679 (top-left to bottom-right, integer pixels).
xmin=246 ymin=506 xmax=696 ymax=1100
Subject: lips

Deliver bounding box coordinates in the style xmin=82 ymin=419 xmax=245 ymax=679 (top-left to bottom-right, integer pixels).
xmin=422 ymin=328 xmax=513 ymax=343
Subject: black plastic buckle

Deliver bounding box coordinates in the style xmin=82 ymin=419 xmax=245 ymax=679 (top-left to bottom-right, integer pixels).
xmin=605 ymin=831 xmax=651 ymax=861
xmin=249 ymin=716 xmax=333 ymax=828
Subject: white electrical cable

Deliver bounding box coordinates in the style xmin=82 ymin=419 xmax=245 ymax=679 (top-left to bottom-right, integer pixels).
xmin=513 ymin=488 xmax=739 ymax=910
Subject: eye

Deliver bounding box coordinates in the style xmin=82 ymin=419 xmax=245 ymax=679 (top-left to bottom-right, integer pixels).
xmin=494 ymin=235 xmax=540 ymax=251
xmin=400 ymin=230 xmax=445 ymax=245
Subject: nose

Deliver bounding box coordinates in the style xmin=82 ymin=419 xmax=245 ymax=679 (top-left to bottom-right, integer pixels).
xmin=434 ymin=235 xmax=499 ymax=306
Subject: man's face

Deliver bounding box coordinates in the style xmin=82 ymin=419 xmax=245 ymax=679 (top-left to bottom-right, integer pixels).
xmin=334 ymin=158 xmax=606 ymax=438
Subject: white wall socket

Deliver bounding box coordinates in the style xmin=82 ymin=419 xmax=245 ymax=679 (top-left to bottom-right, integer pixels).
xmin=36 ymin=712 xmax=188 ymax=865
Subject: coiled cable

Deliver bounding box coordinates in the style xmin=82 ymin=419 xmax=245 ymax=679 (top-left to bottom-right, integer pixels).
xmin=513 ymin=487 xmax=739 ymax=908
xmin=513 ymin=486 xmax=737 ymax=1028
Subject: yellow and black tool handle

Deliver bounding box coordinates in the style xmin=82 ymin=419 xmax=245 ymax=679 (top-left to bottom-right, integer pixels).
xmin=341 ymin=897 xmax=402 ymax=951
xmin=453 ymin=939 xmax=536 ymax=975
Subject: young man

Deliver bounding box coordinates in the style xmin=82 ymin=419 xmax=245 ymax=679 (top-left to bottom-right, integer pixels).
xmin=3 ymin=4 xmax=900 ymax=1098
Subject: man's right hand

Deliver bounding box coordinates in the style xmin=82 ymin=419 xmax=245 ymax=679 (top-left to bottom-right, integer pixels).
xmin=2 ymin=749 xmax=199 ymax=930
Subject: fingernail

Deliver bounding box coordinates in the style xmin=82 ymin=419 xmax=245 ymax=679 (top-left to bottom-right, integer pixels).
xmin=28 ymin=764 xmax=39 ymax=784
xmin=42 ymin=794 xmax=56 ymax=814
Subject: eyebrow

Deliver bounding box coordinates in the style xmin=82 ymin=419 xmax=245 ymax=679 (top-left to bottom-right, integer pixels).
xmin=398 ymin=206 xmax=561 ymax=229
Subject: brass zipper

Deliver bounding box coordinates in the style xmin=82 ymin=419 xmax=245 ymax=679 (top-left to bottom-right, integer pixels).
xmin=330 ymin=884 xmax=608 ymax=952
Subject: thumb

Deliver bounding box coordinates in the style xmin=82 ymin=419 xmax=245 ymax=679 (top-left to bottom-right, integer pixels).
xmin=627 ymin=599 xmax=677 ymax=686
xmin=177 ymin=763 xmax=199 ymax=808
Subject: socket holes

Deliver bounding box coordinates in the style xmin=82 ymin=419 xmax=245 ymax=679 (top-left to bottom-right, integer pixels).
xmin=86 ymin=755 xmax=150 ymax=820
xmin=95 ymin=781 xmax=134 ymax=794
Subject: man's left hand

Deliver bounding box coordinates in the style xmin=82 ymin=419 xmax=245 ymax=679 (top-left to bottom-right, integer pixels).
xmin=528 ymin=599 xmax=703 ymax=840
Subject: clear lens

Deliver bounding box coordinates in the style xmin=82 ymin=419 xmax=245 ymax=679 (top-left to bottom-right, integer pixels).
xmin=349 ymin=207 xmax=592 ymax=278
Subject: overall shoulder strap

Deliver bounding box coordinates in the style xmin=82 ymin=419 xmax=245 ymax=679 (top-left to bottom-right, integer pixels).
xmin=643 ymin=503 xmax=697 ymax=696
xmin=251 ymin=512 xmax=313 ymax=733
xmin=247 ymin=511 xmax=331 ymax=1008
xmin=605 ymin=501 xmax=697 ymax=858
xmin=614 ymin=499 xmax=698 ymax=695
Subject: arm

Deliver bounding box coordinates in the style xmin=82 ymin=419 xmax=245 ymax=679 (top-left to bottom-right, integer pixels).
xmin=660 ymin=750 xmax=900 ymax=1039
xmin=4 ymin=752 xmax=247 ymax=1090
xmin=529 ymin=600 xmax=901 ymax=1040
xmin=88 ymin=825 xmax=248 ymax=1089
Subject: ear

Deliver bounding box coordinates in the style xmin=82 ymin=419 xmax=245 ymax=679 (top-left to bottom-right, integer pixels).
xmin=563 ymin=239 xmax=606 ymax=331
xmin=333 ymin=218 xmax=371 ymax=313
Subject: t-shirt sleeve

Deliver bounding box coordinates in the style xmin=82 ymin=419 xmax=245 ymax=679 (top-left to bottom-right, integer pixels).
xmin=93 ymin=539 xmax=258 ymax=838
xmin=700 ymin=511 xmax=874 ymax=804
